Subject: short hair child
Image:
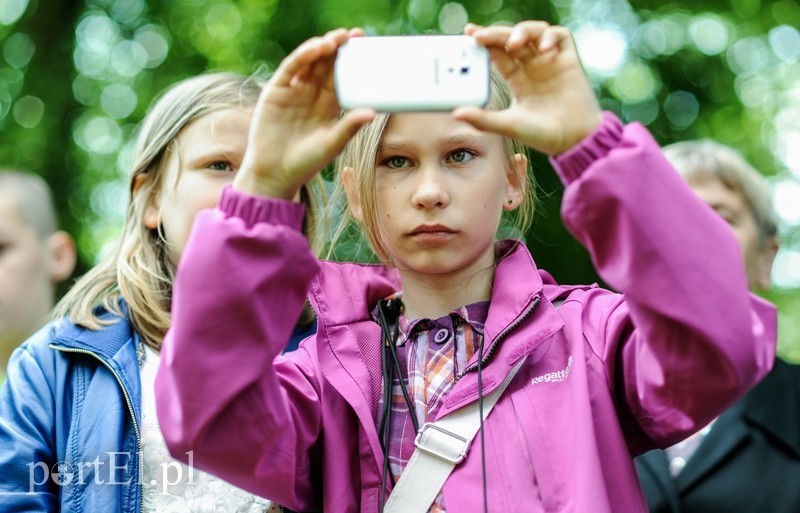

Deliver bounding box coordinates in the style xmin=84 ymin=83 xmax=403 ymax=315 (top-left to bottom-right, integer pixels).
xmin=0 ymin=170 xmax=75 ymax=377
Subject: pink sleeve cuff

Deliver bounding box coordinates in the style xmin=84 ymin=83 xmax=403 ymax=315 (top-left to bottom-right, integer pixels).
xmin=550 ymin=111 xmax=625 ymax=184
xmin=218 ymin=185 xmax=306 ymax=231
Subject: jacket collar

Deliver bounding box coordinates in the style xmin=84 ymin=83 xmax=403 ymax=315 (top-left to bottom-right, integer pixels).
xmin=438 ymin=242 xmax=567 ymax=416
xmin=482 ymin=241 xmax=544 ymax=343
xmin=309 ymin=261 xmax=401 ymax=328
xmin=48 ymin=300 xmax=142 ymax=413
xmin=309 ymin=241 xmax=566 ymax=414
xmin=49 ymin=301 xmax=137 ymax=361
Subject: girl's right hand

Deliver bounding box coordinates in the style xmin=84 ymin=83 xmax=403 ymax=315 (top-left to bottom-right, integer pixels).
xmin=235 ymin=28 xmax=376 ymax=199
xmin=454 ymin=22 xmax=602 ymax=156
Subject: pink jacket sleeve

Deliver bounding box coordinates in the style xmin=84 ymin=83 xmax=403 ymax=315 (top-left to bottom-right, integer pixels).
xmin=154 ymin=190 xmax=325 ymax=509
xmin=552 ymin=112 xmax=776 ymax=451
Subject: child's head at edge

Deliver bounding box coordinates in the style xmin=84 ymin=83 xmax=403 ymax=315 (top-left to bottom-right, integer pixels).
xmin=54 ymin=72 xmax=325 ymax=350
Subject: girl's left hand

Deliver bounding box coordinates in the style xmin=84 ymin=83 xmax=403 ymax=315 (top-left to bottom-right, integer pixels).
xmin=235 ymin=28 xmax=375 ymax=200
xmin=453 ymin=21 xmax=603 ymax=156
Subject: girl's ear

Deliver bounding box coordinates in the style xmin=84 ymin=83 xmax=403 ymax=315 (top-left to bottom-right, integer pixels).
xmin=133 ymin=173 xmax=160 ymax=229
xmin=47 ymin=231 xmax=77 ymax=282
xmin=342 ymin=166 xmax=364 ymax=222
xmin=503 ymin=153 xmax=527 ymax=211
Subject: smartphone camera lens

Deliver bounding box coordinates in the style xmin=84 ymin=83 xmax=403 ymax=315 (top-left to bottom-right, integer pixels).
xmin=460 ymin=67 xmax=469 ymax=74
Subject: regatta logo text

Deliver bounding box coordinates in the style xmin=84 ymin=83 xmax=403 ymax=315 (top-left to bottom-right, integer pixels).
xmin=531 ymin=356 xmax=573 ymax=385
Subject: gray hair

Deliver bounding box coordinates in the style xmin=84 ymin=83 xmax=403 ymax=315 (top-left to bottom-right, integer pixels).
xmin=664 ymin=139 xmax=777 ymax=245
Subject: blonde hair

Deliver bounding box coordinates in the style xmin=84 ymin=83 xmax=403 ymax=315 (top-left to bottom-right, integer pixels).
xmin=664 ymin=140 xmax=777 ymax=246
xmin=327 ymin=70 xmax=534 ymax=262
xmin=54 ymin=72 xmax=323 ymax=350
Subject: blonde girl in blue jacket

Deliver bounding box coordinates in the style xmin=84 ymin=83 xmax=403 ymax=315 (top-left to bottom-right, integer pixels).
xmin=0 ymin=72 xmax=319 ymax=512
xmin=156 ymin=22 xmax=777 ymax=513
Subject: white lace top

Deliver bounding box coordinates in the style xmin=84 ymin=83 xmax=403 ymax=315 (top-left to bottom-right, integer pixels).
xmin=140 ymin=345 xmax=280 ymax=513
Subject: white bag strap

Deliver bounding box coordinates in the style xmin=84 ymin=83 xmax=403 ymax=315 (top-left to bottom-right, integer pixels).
xmin=383 ymin=356 xmax=527 ymax=513
xmin=383 ymin=294 xmax=568 ymax=513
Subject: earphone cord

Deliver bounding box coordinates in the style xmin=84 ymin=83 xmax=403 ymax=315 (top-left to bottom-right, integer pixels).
xmin=378 ymin=308 xmax=393 ymax=512
xmin=477 ymin=335 xmax=489 ymax=513
xmin=377 ymin=301 xmax=418 ymax=512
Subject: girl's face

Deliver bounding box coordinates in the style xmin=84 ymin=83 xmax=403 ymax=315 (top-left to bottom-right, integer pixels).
xmin=144 ymin=108 xmax=253 ymax=265
xmin=366 ymin=112 xmax=523 ymax=279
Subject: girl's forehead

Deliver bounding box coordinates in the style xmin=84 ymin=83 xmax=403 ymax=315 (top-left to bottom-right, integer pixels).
xmin=380 ymin=112 xmax=492 ymax=145
xmin=175 ymin=108 xmax=252 ymax=147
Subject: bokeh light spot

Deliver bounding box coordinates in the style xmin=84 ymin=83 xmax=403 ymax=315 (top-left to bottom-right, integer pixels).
xmin=101 ymin=83 xmax=138 ymax=119
xmin=622 ymin=98 xmax=660 ymax=125
xmin=3 ymin=32 xmax=36 ymax=69
xmin=688 ymin=15 xmax=729 ymax=55
xmin=735 ymin=74 xmax=772 ymax=109
xmin=205 ymin=2 xmax=243 ymax=41
xmin=110 ymin=0 xmax=145 ymax=24
xmin=611 ymin=59 xmax=660 ymax=103
xmin=110 ymin=40 xmax=148 ymax=77
xmin=773 ymin=178 xmax=800 ymax=225
xmin=74 ymin=115 xmax=123 ymax=154
xmin=773 ymin=247 xmax=800 ymax=289
xmin=12 ymin=95 xmax=44 ymax=128
xmin=769 ymin=25 xmax=800 ymax=62
xmin=408 ymin=0 xmax=438 ymax=27
xmin=76 ymin=14 xmax=121 ymax=54
xmin=0 ymin=0 xmax=29 ymax=25
xmin=663 ymin=90 xmax=700 ymax=129
xmin=72 ymin=73 xmax=101 ymax=107
xmin=727 ymin=37 xmax=771 ymax=75
xmin=633 ymin=20 xmax=667 ymax=59
xmin=439 ymin=2 xmax=468 ymax=35
xmin=135 ymin=24 xmax=170 ymax=68
xmin=574 ymin=23 xmax=629 ymax=77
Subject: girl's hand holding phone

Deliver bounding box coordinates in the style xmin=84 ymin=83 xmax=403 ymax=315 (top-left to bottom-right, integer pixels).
xmin=235 ymin=28 xmax=375 ymax=200
xmin=454 ymin=21 xmax=603 ymax=156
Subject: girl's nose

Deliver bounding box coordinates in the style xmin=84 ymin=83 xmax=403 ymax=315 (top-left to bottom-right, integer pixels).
xmin=411 ymin=165 xmax=450 ymax=210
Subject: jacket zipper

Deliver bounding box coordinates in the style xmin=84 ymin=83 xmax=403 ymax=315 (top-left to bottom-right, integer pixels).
xmin=49 ymin=345 xmax=144 ymax=513
xmin=458 ymin=294 xmax=541 ymax=379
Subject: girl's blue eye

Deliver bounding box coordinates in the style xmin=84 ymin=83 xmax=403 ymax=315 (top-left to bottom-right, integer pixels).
xmin=448 ymin=149 xmax=475 ymax=163
xmin=385 ymin=156 xmax=409 ymax=169
xmin=209 ymin=161 xmax=234 ymax=172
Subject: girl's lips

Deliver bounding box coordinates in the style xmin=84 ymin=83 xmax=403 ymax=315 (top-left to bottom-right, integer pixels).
xmin=408 ymin=224 xmax=456 ymax=235
xmin=407 ymin=225 xmax=458 ymax=243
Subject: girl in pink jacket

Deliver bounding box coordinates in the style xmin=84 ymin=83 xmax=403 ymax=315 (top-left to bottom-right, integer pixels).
xmin=155 ymin=22 xmax=776 ymax=513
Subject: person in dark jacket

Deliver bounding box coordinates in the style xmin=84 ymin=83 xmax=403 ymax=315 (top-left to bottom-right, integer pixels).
xmin=635 ymin=139 xmax=800 ymax=513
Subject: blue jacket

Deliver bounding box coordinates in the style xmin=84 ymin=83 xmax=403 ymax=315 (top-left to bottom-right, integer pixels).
xmin=0 ymin=308 xmax=143 ymax=512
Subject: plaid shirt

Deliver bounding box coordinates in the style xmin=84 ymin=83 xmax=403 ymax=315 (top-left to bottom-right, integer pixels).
xmin=376 ymin=301 xmax=489 ymax=513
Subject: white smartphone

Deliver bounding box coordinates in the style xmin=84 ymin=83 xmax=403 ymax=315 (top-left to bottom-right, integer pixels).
xmin=334 ymin=35 xmax=490 ymax=112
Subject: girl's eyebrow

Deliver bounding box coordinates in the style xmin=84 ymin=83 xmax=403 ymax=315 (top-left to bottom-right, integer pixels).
xmin=377 ymin=141 xmax=410 ymax=153
xmin=440 ymin=133 xmax=486 ymax=147
xmin=186 ymin=143 xmax=244 ymax=160
xmin=378 ymin=133 xmax=486 ymax=153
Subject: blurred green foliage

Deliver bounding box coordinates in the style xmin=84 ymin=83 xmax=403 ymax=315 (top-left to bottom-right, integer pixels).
xmin=1 ymin=0 xmax=798 ymax=360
